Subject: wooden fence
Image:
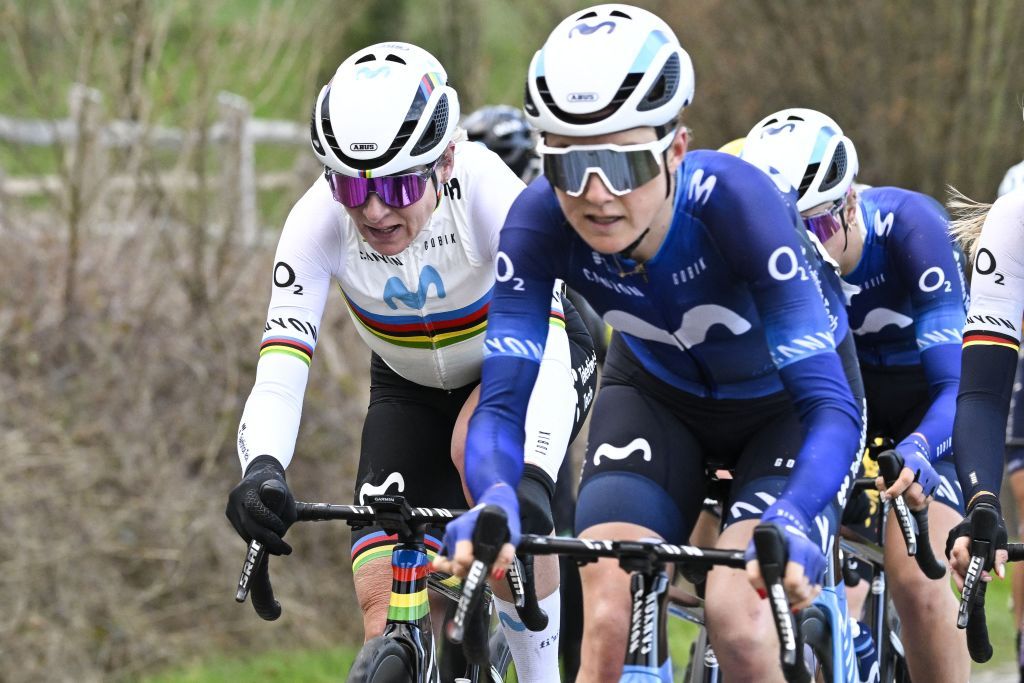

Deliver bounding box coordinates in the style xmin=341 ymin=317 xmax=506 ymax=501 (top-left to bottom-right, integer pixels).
xmin=0 ymin=84 xmax=310 ymax=242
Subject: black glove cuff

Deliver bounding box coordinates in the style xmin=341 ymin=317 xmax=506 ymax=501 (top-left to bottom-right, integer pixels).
xmin=966 ymin=492 xmax=1001 ymax=516
xmin=244 ymin=454 xmax=286 ymax=479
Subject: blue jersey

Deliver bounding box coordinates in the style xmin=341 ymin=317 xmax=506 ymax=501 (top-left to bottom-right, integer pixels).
xmin=466 ymin=151 xmax=862 ymax=526
xmin=845 ymin=187 xmax=967 ymax=462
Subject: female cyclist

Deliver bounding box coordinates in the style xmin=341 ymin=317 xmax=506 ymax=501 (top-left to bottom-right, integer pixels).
xmin=435 ymin=6 xmax=864 ymax=681
xmin=741 ymin=108 xmax=970 ymax=682
xmin=223 ymin=42 xmax=596 ymax=682
xmin=946 ymin=184 xmax=1024 ymax=613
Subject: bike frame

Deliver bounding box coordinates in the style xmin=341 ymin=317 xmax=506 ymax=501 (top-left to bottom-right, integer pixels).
xmin=382 ymin=540 xmax=440 ymax=683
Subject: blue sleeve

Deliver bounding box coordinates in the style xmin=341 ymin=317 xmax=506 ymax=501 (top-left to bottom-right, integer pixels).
xmin=699 ymin=161 xmax=862 ymax=525
xmin=889 ymin=195 xmax=966 ymax=463
xmin=464 ymin=182 xmax=566 ymax=501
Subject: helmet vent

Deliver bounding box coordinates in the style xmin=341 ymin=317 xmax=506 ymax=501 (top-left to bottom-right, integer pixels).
xmin=537 ymin=72 xmax=643 ymax=125
xmin=309 ymin=108 xmax=325 ymax=155
xmin=637 ymin=53 xmax=679 ymax=112
xmin=524 ymin=82 xmax=539 ymax=116
xmin=354 ymin=54 xmax=375 ymax=64
xmin=610 ymin=10 xmax=631 ymax=18
xmin=798 ymin=162 xmax=820 ymax=198
xmin=576 ymin=11 xmax=598 ymax=19
xmin=385 ymin=54 xmax=406 ymax=64
xmin=411 ymin=93 xmax=449 ymax=156
xmin=819 ymin=143 xmax=848 ymax=192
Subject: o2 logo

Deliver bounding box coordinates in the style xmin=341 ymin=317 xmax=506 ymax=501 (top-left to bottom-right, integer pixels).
xmin=495 ymin=251 xmax=525 ymax=291
xmin=767 ymin=246 xmax=810 ymax=282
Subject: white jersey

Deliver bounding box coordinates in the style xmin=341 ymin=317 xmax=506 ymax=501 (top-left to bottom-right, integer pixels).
xmin=237 ymin=142 xmax=574 ymax=472
xmin=962 ymin=187 xmax=1024 ymax=350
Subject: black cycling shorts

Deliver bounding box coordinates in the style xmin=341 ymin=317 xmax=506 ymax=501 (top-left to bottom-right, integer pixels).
xmin=575 ymin=331 xmax=864 ymax=554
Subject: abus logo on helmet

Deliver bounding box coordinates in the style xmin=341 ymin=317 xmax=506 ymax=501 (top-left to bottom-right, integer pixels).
xmin=567 ymin=92 xmax=598 ymax=103
xmin=350 ymin=142 xmax=378 ymax=151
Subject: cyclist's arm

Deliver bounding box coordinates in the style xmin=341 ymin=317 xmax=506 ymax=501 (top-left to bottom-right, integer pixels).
xmin=955 ymin=190 xmax=1024 ymax=512
xmin=464 ymin=184 xmax=566 ymax=502
xmin=704 ymin=163 xmax=862 ymax=528
xmin=890 ymin=195 xmax=967 ymax=464
xmin=236 ymin=180 xmax=338 ymax=471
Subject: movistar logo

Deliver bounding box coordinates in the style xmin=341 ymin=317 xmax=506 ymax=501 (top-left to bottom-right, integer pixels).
xmin=569 ymin=20 xmax=616 ymax=37
xmin=498 ymin=612 xmax=526 ymax=632
xmin=356 ymin=65 xmax=390 ymax=79
xmin=383 ymin=265 xmax=446 ymax=310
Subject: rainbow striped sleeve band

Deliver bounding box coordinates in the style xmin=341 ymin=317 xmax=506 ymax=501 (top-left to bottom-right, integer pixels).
xmin=259 ymin=336 xmax=314 ymax=366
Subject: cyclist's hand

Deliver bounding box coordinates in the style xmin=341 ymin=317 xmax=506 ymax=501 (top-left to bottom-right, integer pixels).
xmin=945 ymin=502 xmax=1008 ymax=592
xmin=432 ymin=484 xmax=518 ymax=579
xmin=875 ymin=448 xmax=937 ymax=511
xmin=746 ymin=502 xmax=824 ymax=610
xmin=225 ymin=455 xmax=297 ymax=555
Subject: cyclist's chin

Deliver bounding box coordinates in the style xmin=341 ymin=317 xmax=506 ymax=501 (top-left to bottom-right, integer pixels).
xmin=358 ymin=224 xmax=415 ymax=256
xmin=571 ymin=218 xmax=640 ymax=255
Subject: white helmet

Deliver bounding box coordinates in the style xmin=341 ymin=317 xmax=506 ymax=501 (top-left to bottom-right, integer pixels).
xmin=741 ymin=108 xmax=859 ymax=213
xmin=524 ymin=4 xmax=694 ymax=137
xmin=998 ymin=160 xmax=1024 ymax=197
xmin=310 ymin=42 xmax=460 ymax=177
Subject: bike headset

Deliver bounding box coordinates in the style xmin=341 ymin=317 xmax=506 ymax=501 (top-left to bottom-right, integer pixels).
xmin=309 ymin=42 xmax=461 ymax=209
xmin=523 ymin=3 xmax=694 ymax=259
xmin=740 ymin=108 xmax=860 ymax=248
xmin=462 ymin=104 xmax=540 ymax=183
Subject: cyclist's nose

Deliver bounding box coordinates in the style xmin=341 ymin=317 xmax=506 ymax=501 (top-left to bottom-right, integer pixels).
xmin=361 ymin=193 xmax=391 ymax=222
xmin=580 ymin=172 xmax=616 ymax=204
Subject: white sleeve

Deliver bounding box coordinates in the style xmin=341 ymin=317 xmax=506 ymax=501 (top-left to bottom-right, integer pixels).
xmin=964 ymin=188 xmax=1024 ymax=344
xmin=236 ymin=179 xmax=341 ymax=471
xmin=460 ymin=142 xmax=526 ymax=261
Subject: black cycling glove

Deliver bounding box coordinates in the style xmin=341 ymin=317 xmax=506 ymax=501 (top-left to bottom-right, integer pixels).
xmin=945 ymin=495 xmax=1007 ymax=570
xmin=226 ymin=455 xmax=297 ymax=555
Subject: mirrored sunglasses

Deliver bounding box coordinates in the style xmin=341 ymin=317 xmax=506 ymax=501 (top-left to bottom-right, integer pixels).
xmin=537 ymin=134 xmax=674 ymax=197
xmin=326 ymin=160 xmax=439 ymax=209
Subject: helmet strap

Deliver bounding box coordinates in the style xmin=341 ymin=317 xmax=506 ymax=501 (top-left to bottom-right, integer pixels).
xmin=618 ymin=228 xmax=650 ymax=261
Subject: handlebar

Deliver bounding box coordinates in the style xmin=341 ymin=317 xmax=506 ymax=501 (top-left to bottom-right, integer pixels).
xmin=754 ymin=523 xmax=811 ymax=683
xmin=954 ymin=503 xmax=1024 ymax=662
xmin=233 ymin=495 xmax=545 ymax=646
xmin=877 ymin=450 xmax=945 ymax=580
xmin=445 ymin=505 xmax=509 ymax=665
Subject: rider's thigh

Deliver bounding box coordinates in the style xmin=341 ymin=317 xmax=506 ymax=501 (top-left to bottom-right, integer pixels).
xmin=353 ymin=555 xmax=395 ymax=641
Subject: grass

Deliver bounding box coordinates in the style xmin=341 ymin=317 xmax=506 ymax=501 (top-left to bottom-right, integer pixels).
xmin=143 ymin=573 xmax=1016 ymax=681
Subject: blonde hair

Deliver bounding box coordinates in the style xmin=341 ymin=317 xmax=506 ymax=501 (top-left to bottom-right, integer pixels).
xmin=947 ymin=186 xmax=993 ymax=262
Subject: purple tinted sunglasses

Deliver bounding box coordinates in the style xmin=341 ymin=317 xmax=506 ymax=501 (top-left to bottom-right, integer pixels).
xmin=803 ymin=189 xmax=852 ymax=243
xmin=326 ymin=160 xmax=439 ymax=209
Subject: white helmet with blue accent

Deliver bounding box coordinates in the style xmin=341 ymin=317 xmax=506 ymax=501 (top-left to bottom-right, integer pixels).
xmin=310 ymin=42 xmax=459 ymax=177
xmin=741 ymin=108 xmax=859 ymax=213
xmin=524 ymin=4 xmax=694 ymax=137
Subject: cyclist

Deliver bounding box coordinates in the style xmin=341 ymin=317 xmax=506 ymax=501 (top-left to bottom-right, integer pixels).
xmin=463 ymin=102 xmax=592 ymax=681
xmin=434 ymin=5 xmax=865 ymax=681
xmin=463 ymin=104 xmax=542 ymax=184
xmin=945 ymin=185 xmax=1023 ymax=608
xmin=741 ymin=107 xmax=969 ymax=682
xmin=223 ymin=42 xmax=596 ymax=683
